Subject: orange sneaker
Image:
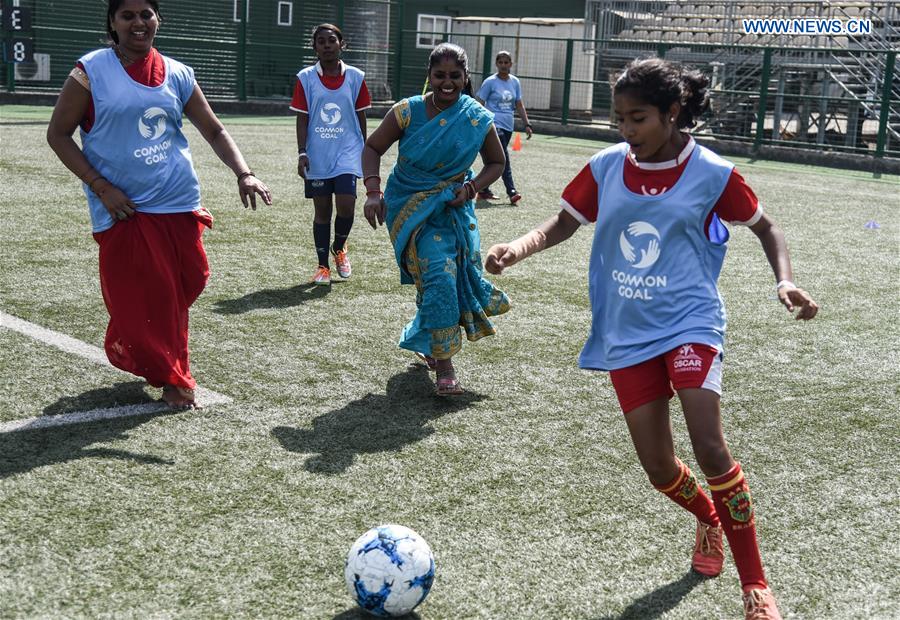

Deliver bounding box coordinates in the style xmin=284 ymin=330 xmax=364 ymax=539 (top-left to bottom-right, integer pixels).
xmin=310 ymin=265 xmax=331 ymax=286
xmin=743 ymin=588 xmax=783 ymax=620
xmin=331 ymin=246 xmax=352 ymax=279
xmin=692 ymin=520 xmax=725 ymax=577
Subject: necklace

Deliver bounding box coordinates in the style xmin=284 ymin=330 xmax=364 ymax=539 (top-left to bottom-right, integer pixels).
xmin=115 ymin=45 xmax=136 ymax=65
xmin=431 ymin=94 xmax=446 ymax=112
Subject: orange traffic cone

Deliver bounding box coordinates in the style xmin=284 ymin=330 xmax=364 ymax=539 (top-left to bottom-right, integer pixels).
xmin=511 ymin=132 xmax=522 ymax=151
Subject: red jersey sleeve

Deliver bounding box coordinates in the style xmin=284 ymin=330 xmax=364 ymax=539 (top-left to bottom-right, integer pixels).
xmin=712 ymin=168 xmax=762 ymax=226
xmin=356 ymin=80 xmax=372 ymax=111
xmin=290 ymin=78 xmax=308 ymax=113
xmin=560 ymin=163 xmax=599 ymax=224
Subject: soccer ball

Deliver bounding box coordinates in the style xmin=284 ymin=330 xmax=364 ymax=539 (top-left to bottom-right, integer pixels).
xmin=344 ymin=524 xmax=435 ymax=617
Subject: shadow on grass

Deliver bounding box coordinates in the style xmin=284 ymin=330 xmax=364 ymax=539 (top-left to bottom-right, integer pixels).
xmin=333 ymin=609 xmax=421 ymax=620
xmin=596 ymin=570 xmax=707 ymax=620
xmin=272 ymin=365 xmax=484 ymax=475
xmin=42 ymin=380 xmax=156 ymax=416
xmin=474 ymin=198 xmax=518 ymax=209
xmin=212 ymin=282 xmax=333 ymax=314
xmin=0 ymin=381 xmax=175 ymax=479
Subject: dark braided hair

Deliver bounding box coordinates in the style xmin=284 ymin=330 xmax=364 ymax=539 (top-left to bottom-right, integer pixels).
xmin=614 ymin=57 xmax=710 ymax=128
xmin=428 ymin=43 xmax=469 ymax=75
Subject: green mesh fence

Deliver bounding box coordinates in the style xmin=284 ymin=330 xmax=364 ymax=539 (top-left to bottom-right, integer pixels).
xmin=2 ymin=1 xmax=897 ymax=157
xmin=0 ymin=0 xmax=402 ymax=101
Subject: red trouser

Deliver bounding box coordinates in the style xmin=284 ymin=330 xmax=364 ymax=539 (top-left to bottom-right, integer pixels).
xmin=93 ymin=211 xmax=211 ymax=389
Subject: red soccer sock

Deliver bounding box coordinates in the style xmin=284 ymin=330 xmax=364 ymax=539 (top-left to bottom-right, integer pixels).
xmin=708 ymin=462 xmax=768 ymax=591
xmin=654 ymin=458 xmax=720 ymax=527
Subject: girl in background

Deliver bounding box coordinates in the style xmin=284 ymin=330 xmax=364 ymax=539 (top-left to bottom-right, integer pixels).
xmin=291 ymin=23 xmax=370 ymax=285
xmin=485 ymin=58 xmax=817 ymax=620
xmin=475 ymin=50 xmax=532 ymax=204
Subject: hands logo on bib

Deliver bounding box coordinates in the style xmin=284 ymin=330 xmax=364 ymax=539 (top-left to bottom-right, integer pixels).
xmin=320 ymin=102 xmax=342 ymax=125
xmin=138 ymin=107 xmax=167 ymax=141
xmin=619 ymin=221 xmax=662 ymax=269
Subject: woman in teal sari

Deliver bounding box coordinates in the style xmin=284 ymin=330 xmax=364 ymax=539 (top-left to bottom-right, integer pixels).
xmin=362 ymin=44 xmax=509 ymax=395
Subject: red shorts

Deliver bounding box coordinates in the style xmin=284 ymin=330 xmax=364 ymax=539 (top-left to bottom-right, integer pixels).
xmin=609 ymin=344 xmax=723 ymax=414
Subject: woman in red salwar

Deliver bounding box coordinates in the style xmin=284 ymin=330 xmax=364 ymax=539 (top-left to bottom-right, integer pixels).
xmin=47 ymin=0 xmax=272 ymax=409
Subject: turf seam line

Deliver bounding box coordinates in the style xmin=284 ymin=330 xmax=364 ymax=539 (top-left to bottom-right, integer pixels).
xmin=0 ymin=310 xmax=232 ymax=433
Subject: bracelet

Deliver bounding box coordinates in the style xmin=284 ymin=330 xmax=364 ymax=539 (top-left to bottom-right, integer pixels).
xmin=464 ymin=181 xmax=477 ymax=200
xmin=363 ymin=175 xmax=381 ymax=185
xmin=776 ymin=279 xmax=796 ymax=291
xmin=237 ymin=171 xmax=255 ymax=182
xmin=298 ymin=151 xmax=307 ymax=159
xmin=366 ymin=190 xmax=384 ymax=197
xmin=298 ymin=149 xmax=307 ymax=156
xmin=525 ymin=123 xmax=533 ymax=129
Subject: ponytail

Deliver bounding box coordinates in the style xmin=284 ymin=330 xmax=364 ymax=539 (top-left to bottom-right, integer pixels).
xmin=614 ymin=57 xmax=710 ymax=128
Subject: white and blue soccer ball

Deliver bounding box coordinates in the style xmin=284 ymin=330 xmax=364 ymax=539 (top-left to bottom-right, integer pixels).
xmin=344 ymin=524 xmax=435 ymax=617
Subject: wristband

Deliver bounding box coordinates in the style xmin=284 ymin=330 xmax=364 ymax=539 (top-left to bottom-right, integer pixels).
xmin=508 ymin=229 xmax=547 ymax=262
xmin=525 ymin=123 xmax=533 ymax=129
xmin=776 ymin=280 xmax=796 ymax=291
xmin=366 ymin=190 xmax=384 ymax=198
xmin=297 ymin=149 xmax=307 ymax=157
xmin=237 ymin=171 xmax=255 ymax=182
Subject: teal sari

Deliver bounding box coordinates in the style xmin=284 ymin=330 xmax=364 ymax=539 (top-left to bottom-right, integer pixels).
xmin=384 ymin=95 xmax=510 ymax=359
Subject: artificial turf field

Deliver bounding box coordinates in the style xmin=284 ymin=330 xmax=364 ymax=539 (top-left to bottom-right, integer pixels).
xmin=1 ymin=104 xmax=897 ymax=619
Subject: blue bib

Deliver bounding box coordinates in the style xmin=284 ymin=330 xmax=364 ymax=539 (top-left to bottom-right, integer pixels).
xmin=79 ymin=48 xmax=201 ymax=233
xmin=579 ymin=142 xmax=734 ymax=370
xmin=298 ymin=63 xmax=365 ymax=179
xmin=476 ymin=74 xmax=520 ymax=132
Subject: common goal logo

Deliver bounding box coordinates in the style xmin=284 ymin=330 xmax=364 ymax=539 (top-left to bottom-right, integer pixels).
xmin=619 ymin=221 xmax=661 ymax=269
xmin=134 ymin=107 xmax=172 ymax=165
xmin=320 ymin=102 xmax=342 ymax=125
xmin=138 ymin=107 xmax=167 ymax=141
xmin=611 ymin=221 xmax=668 ymax=300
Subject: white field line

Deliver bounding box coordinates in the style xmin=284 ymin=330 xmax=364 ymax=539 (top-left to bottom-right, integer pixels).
xmin=0 ymin=311 xmax=232 ymax=433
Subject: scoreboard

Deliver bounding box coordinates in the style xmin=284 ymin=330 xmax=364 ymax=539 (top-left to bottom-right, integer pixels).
xmin=2 ymin=2 xmax=33 ymax=64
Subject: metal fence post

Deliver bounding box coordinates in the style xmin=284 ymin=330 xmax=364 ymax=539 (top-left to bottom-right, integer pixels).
xmin=482 ymin=35 xmax=493 ymax=82
xmin=561 ymin=39 xmax=573 ymax=125
xmin=875 ymin=51 xmax=896 ymax=159
xmin=392 ymin=0 xmax=404 ymax=101
xmin=753 ymin=48 xmax=772 ymax=152
xmin=237 ymin=0 xmax=247 ymax=101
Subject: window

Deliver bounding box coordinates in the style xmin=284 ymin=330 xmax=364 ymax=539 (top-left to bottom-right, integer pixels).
xmin=416 ymin=14 xmax=451 ymax=49
xmin=277 ymin=1 xmax=293 ymax=26
xmin=232 ymin=0 xmax=250 ymax=22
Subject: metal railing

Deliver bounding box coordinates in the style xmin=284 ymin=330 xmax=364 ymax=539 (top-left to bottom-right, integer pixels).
xmin=2 ymin=0 xmax=897 ymax=159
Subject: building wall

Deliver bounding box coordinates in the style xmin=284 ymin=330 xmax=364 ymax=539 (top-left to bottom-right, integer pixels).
xmin=397 ymin=0 xmax=586 ymax=97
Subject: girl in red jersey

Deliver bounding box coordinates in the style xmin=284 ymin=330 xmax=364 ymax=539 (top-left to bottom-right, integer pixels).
xmin=291 ymin=24 xmax=371 ymax=285
xmin=485 ymin=58 xmax=817 ymax=620
xmin=47 ymin=0 xmax=271 ymax=410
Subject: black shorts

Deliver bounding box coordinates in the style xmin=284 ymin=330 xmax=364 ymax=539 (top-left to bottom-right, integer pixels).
xmin=304 ymin=174 xmax=357 ymax=198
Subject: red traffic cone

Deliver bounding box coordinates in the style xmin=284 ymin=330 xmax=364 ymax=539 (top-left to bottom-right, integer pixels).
xmin=511 ymin=132 xmax=522 ymax=151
